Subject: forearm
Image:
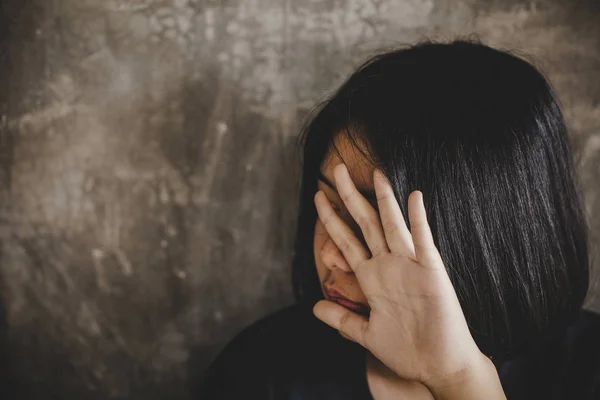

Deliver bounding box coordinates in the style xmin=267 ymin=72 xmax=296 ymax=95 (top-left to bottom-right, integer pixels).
xmin=424 ymin=356 xmax=506 ymax=400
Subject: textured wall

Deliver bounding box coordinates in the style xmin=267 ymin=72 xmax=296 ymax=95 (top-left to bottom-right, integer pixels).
xmin=0 ymin=0 xmax=599 ymax=398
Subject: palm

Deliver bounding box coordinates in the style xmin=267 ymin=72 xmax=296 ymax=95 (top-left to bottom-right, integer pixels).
xmin=362 ymin=256 xmax=464 ymax=382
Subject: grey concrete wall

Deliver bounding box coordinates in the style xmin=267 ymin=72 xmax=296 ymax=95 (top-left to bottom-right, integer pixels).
xmin=0 ymin=0 xmax=598 ymax=398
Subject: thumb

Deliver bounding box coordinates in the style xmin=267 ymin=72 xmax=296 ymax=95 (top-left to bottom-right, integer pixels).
xmin=313 ymin=300 xmax=369 ymax=347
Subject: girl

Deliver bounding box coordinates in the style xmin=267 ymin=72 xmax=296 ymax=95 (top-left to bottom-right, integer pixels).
xmin=200 ymin=38 xmax=600 ymax=399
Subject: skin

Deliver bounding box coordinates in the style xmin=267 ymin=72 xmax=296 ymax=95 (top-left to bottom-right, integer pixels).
xmin=313 ymin=133 xmax=506 ymax=399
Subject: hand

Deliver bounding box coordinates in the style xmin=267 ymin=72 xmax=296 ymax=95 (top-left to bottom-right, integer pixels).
xmin=312 ymin=163 xmax=497 ymax=393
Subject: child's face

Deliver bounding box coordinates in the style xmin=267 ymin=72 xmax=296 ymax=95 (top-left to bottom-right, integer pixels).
xmin=313 ymin=132 xmax=379 ymax=317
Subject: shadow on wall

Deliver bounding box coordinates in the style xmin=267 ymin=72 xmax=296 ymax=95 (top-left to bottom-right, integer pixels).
xmin=185 ymin=107 xmax=301 ymax=396
xmin=0 ymin=0 xmax=19 ymax=397
xmin=174 ymin=63 xmax=301 ymax=390
xmin=573 ymin=127 xmax=600 ymax=314
xmin=0 ymin=288 xmax=15 ymax=400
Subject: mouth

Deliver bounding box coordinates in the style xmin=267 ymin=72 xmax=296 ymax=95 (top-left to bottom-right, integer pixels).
xmin=324 ymin=287 xmax=370 ymax=316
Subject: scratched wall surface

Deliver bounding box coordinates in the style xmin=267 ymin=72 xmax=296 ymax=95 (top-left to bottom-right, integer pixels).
xmin=0 ymin=0 xmax=599 ymax=398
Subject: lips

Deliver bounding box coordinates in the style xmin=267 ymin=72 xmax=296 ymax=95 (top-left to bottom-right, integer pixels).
xmin=324 ymin=287 xmax=370 ymax=316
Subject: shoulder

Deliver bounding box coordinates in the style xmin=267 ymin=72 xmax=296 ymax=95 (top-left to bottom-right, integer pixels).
xmin=198 ymin=302 xmax=370 ymax=399
xmin=198 ymin=303 xmax=323 ymax=399
xmin=561 ymin=307 xmax=600 ymax=374
xmin=563 ymin=308 xmax=600 ymax=381
xmin=501 ymin=307 xmax=600 ymax=400
xmin=556 ymin=307 xmax=600 ymax=399
xmin=570 ymin=307 xmax=600 ymax=338
xmin=210 ymin=303 xmax=323 ymax=363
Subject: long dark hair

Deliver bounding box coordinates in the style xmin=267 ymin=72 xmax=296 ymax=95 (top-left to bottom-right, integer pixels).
xmin=291 ymin=38 xmax=590 ymax=363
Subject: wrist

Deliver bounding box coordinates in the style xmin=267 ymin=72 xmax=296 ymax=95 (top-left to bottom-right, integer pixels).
xmin=423 ymin=353 xmax=505 ymax=400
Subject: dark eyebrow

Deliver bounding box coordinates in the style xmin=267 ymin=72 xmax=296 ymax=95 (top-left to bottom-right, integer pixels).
xmin=318 ymin=171 xmax=378 ymax=201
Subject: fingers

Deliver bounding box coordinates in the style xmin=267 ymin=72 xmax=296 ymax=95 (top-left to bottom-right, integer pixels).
xmin=313 ymin=300 xmax=369 ymax=347
xmin=316 ymin=163 xmax=441 ymax=272
xmin=373 ymin=170 xmax=416 ymax=258
xmin=315 ymin=190 xmax=371 ymax=268
xmin=333 ymin=164 xmax=390 ymax=257
xmin=407 ymin=191 xmax=443 ymax=269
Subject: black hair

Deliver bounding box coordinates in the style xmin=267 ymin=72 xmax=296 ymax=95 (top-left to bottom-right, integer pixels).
xmin=290 ymin=38 xmax=590 ymax=364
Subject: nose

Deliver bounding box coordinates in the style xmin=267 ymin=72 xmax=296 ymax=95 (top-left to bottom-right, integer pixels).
xmin=320 ymin=236 xmax=353 ymax=273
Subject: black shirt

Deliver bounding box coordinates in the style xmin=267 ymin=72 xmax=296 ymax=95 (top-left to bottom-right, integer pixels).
xmin=200 ymin=303 xmax=600 ymax=399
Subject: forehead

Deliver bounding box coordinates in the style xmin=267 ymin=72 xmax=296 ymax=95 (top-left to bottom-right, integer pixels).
xmin=320 ymin=132 xmax=376 ymax=191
